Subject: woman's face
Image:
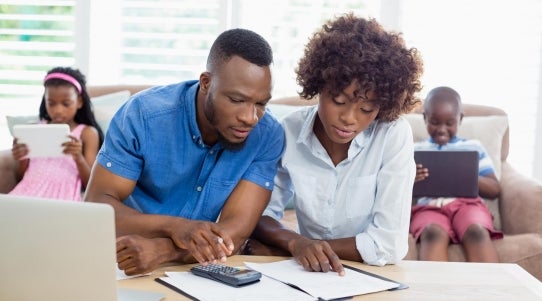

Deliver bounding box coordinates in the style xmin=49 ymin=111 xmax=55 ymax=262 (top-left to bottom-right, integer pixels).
xmin=316 ymin=80 xmax=380 ymax=146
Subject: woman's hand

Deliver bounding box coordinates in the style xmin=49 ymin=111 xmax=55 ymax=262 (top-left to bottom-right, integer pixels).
xmin=288 ymin=237 xmax=345 ymax=276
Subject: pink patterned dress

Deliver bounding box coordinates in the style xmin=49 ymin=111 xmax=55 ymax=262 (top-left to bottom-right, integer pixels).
xmin=9 ymin=124 xmax=86 ymax=201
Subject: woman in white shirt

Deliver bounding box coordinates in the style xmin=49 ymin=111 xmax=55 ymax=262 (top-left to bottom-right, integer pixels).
xmin=246 ymin=13 xmax=424 ymax=275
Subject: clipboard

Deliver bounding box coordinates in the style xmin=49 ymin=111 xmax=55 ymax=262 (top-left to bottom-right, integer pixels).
xmin=12 ymin=124 xmax=70 ymax=158
xmin=155 ymin=278 xmax=198 ymax=301
xmin=343 ymin=264 xmax=409 ymax=291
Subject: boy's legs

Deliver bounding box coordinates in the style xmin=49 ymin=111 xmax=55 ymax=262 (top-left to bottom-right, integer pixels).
xmin=446 ymin=198 xmax=503 ymax=262
xmin=419 ymin=224 xmax=450 ymax=261
xmin=410 ymin=205 xmax=455 ymax=261
xmin=462 ymin=224 xmax=498 ymax=262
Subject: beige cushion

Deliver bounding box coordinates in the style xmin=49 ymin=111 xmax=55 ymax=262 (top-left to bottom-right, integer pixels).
xmin=404 ymin=113 xmax=509 ymax=230
xmin=267 ymin=103 xmax=305 ymax=121
xmin=6 ymin=115 xmax=40 ymax=136
xmin=5 ymin=90 xmax=130 ymax=137
xmin=91 ymin=90 xmax=130 ymax=133
xmin=404 ymin=114 xmax=508 ymax=179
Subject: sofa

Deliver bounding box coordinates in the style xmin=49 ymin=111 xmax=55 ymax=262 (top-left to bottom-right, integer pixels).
xmin=0 ymin=85 xmax=152 ymax=193
xmin=1 ymin=85 xmax=542 ymax=280
xmin=270 ymin=96 xmax=542 ymax=281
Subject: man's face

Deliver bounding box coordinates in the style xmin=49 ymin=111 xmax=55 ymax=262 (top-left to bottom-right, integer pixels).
xmin=202 ymin=56 xmax=272 ymax=150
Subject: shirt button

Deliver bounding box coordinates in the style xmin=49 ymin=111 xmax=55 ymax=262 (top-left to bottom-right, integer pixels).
xmin=265 ymin=181 xmax=270 ymax=187
xmin=192 ymin=135 xmax=196 ymax=140
xmin=106 ymin=162 xmax=112 ymax=168
xmin=210 ymin=150 xmax=214 ymax=155
xmin=196 ymin=186 xmax=202 ymax=192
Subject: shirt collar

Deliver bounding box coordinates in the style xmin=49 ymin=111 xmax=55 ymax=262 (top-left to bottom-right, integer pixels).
xmin=185 ymin=82 xmax=222 ymax=151
xmin=428 ymin=136 xmax=460 ymax=148
xmin=296 ymin=106 xmax=375 ymax=158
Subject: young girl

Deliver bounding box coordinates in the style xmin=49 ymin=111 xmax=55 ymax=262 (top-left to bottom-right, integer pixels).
xmin=246 ymin=14 xmax=423 ymax=274
xmin=9 ymin=66 xmax=104 ymax=201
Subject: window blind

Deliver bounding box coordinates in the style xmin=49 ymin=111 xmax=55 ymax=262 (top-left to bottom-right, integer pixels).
xmin=0 ymin=0 xmax=75 ymax=102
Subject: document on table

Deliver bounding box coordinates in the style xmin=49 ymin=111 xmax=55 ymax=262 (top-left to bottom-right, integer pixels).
xmin=156 ymin=271 xmax=315 ymax=301
xmin=116 ymin=266 xmax=151 ymax=280
xmin=245 ymin=259 xmax=401 ymax=300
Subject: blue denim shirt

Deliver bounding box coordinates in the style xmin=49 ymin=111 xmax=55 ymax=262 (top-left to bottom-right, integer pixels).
xmin=96 ymin=80 xmax=285 ymax=221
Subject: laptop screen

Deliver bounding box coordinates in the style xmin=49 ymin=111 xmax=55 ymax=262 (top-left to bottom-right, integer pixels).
xmin=0 ymin=195 xmax=118 ymax=301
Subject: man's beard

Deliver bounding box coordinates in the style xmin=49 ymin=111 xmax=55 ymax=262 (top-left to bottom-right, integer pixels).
xmin=205 ymin=92 xmax=246 ymax=151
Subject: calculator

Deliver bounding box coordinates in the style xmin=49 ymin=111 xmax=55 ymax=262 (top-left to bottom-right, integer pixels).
xmin=190 ymin=263 xmax=262 ymax=287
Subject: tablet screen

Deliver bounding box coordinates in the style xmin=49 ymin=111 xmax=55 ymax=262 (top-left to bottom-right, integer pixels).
xmin=413 ymin=150 xmax=479 ymax=198
xmin=12 ymin=124 xmax=70 ymax=158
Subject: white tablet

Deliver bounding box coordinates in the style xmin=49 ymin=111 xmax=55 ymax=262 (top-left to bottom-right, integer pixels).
xmin=12 ymin=124 xmax=70 ymax=158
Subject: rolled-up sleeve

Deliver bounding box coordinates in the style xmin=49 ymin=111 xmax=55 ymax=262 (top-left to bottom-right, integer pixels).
xmin=355 ymin=118 xmax=415 ymax=265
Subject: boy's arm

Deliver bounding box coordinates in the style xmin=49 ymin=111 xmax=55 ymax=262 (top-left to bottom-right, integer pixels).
xmin=478 ymin=172 xmax=500 ymax=199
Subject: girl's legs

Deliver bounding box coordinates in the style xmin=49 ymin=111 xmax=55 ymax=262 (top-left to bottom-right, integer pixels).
xmin=418 ymin=224 xmax=450 ymax=261
xmin=461 ymin=224 xmax=499 ymax=262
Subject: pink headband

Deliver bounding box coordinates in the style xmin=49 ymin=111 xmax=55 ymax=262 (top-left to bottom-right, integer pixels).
xmin=44 ymin=72 xmax=82 ymax=95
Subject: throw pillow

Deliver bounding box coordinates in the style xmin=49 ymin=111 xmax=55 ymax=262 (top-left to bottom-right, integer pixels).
xmin=6 ymin=90 xmax=131 ymax=137
xmin=6 ymin=115 xmax=40 ymax=136
xmin=267 ymin=103 xmax=305 ymax=121
xmin=91 ymin=90 xmax=131 ymax=134
xmin=404 ymin=113 xmax=509 ymax=230
xmin=404 ymin=114 xmax=508 ymax=179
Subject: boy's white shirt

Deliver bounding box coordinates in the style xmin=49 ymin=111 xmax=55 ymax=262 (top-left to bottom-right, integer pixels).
xmin=264 ymin=106 xmax=415 ymax=266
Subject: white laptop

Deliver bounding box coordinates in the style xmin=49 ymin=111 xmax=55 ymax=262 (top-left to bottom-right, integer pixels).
xmin=0 ymin=194 xmax=164 ymax=301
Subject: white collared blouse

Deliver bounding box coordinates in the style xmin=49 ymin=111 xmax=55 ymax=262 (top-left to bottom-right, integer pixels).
xmin=264 ymin=105 xmax=415 ymax=266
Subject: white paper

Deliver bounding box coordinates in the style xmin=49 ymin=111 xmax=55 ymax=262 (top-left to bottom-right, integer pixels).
xmin=159 ymin=271 xmax=315 ymax=301
xmin=245 ymin=259 xmax=399 ymax=300
xmin=116 ymin=266 xmax=151 ymax=280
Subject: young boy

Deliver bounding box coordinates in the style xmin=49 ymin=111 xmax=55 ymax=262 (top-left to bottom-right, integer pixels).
xmin=410 ymin=86 xmax=503 ymax=262
xmin=246 ymin=13 xmax=424 ymax=275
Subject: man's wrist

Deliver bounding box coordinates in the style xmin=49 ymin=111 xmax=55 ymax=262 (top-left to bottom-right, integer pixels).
xmin=157 ymin=237 xmax=187 ymax=263
xmin=161 ymin=215 xmax=186 ymax=238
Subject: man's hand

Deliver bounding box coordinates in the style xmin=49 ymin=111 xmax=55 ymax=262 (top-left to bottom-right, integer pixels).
xmin=116 ymin=235 xmax=176 ymax=276
xmin=415 ymin=163 xmax=429 ymax=182
xmin=169 ymin=220 xmax=234 ymax=264
xmin=288 ymin=237 xmax=345 ymax=276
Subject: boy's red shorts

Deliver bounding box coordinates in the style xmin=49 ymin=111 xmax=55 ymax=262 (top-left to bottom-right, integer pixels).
xmin=410 ymin=198 xmax=503 ymax=243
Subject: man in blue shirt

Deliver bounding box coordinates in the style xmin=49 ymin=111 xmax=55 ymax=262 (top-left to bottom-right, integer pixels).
xmin=84 ymin=28 xmax=285 ymax=275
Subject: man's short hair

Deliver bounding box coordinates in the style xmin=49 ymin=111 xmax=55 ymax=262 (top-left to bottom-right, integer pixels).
xmin=207 ymin=28 xmax=273 ymax=71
